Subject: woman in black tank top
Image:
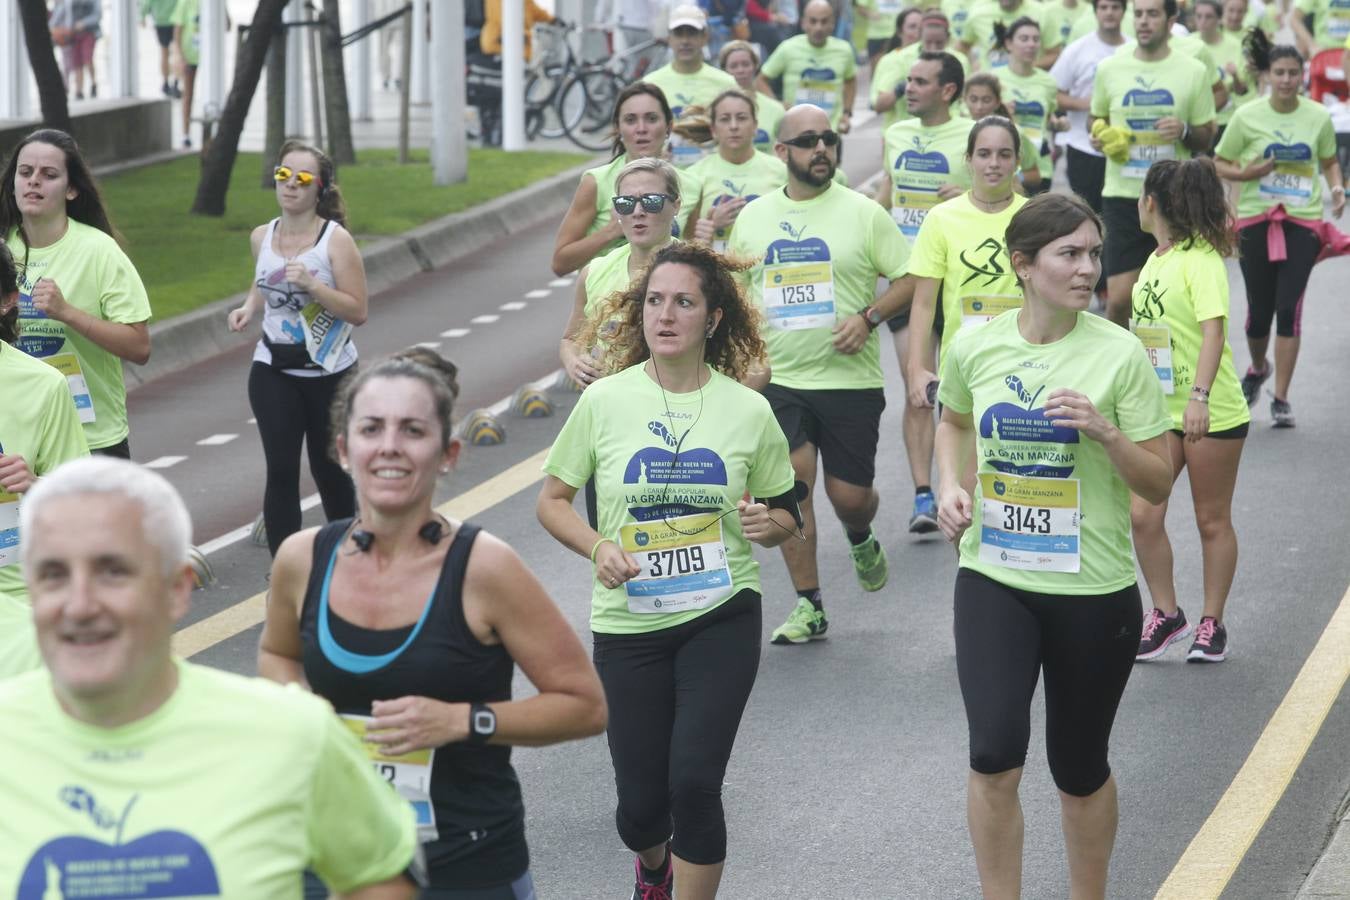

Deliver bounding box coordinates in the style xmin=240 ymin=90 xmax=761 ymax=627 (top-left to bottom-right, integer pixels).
xmin=258 ymin=350 xmax=606 ymax=899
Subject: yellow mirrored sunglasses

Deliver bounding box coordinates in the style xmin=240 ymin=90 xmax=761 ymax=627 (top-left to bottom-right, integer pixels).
xmin=273 ymin=165 xmax=317 ymax=187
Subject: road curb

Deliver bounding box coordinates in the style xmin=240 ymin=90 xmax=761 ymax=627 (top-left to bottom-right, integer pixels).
xmin=123 ymin=157 xmax=598 ymax=389
xmin=1298 ymin=794 xmax=1350 ymax=898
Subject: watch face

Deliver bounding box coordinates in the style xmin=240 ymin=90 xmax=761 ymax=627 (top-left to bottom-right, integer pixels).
xmin=472 ymin=708 xmax=496 ymax=735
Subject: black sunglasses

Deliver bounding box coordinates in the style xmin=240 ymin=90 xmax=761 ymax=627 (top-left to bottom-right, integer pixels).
xmin=612 ymin=193 xmax=674 ymax=215
xmin=780 ymin=130 xmax=841 ymax=149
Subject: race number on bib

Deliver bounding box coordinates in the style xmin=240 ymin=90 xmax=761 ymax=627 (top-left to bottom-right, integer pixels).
xmin=762 ymin=261 xmax=836 ymax=330
xmin=45 ymin=353 xmax=96 ymax=423
xmin=1133 ymin=322 xmax=1174 ymax=394
xmin=960 ymin=294 xmax=1022 ymax=328
xmin=340 ymin=715 xmax=438 ymax=843
xmin=1258 ymin=163 xmax=1315 ymax=205
xmin=891 ymin=190 xmax=939 ymax=240
xmin=300 ymin=302 xmax=354 ymax=373
xmin=979 ymin=473 xmax=1081 ymax=573
xmin=0 ymin=489 xmax=19 ymax=568
xmin=1123 ymin=128 xmax=1176 ymax=179
xmin=795 ymin=79 xmax=836 ymax=111
xmin=619 ymin=513 xmax=733 ymax=615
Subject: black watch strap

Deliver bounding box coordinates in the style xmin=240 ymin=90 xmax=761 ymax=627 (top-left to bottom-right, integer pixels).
xmin=468 ymin=702 xmax=496 ymax=745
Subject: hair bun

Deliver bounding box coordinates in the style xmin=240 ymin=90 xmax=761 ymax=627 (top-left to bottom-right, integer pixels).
xmin=393 ymin=346 xmax=461 ymax=399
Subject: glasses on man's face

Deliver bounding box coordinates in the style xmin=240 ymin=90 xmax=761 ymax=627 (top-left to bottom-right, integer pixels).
xmin=612 ymin=193 xmax=674 ymax=215
xmin=780 ymin=130 xmax=840 ymax=150
xmin=274 ymin=165 xmax=317 ymax=187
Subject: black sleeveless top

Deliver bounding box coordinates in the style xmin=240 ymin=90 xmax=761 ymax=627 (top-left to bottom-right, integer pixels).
xmin=299 ymin=519 xmax=526 ymax=888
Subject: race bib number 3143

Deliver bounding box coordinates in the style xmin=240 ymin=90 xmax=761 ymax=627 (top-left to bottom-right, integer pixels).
xmin=978 ymin=473 xmax=1081 ymax=573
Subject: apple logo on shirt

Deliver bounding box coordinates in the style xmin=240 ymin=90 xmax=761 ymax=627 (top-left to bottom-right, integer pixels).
xmin=624 ymin=420 xmax=730 ymax=522
xmin=766 ymin=221 xmax=831 ymax=266
xmin=895 ymin=135 xmax=951 ymax=175
xmin=979 ymin=375 xmax=1079 ymax=478
xmin=19 ymin=786 xmax=221 ymax=899
xmin=1263 ymin=132 xmax=1313 ymax=164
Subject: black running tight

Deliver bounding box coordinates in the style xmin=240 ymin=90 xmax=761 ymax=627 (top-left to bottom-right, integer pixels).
xmin=954 ymin=568 xmax=1141 ymax=797
xmin=247 ymin=362 xmax=356 ymax=556
xmin=1238 ymin=221 xmax=1321 ymax=340
xmin=592 ymin=589 xmax=761 ymax=865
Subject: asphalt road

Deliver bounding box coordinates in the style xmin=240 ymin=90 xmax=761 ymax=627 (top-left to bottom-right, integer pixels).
xmin=129 ymin=115 xmax=1350 ymax=899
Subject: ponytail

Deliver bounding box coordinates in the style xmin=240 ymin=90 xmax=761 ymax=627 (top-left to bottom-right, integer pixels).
xmin=1244 ymin=26 xmax=1301 ymax=74
xmin=1143 ymin=158 xmax=1235 ymax=257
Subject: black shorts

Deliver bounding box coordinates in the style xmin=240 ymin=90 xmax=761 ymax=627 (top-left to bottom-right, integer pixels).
xmin=1101 ymin=196 xmax=1153 ymax=278
xmin=155 ymin=24 xmax=174 ymax=48
xmin=1169 ymin=421 xmax=1249 ymax=440
xmin=763 ymin=384 xmax=885 ymax=487
xmin=886 ymin=285 xmax=945 ymax=334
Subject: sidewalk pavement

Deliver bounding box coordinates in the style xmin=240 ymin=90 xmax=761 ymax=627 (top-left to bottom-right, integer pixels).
xmin=1298 ymin=796 xmax=1350 ymax=899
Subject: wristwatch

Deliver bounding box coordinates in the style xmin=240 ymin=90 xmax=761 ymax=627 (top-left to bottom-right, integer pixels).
xmin=467 ymin=702 xmax=497 ymax=745
xmin=861 ymin=306 xmax=884 ymax=330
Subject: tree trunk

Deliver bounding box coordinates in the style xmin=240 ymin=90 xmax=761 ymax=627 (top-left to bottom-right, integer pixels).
xmin=320 ymin=0 xmax=356 ymax=164
xmin=261 ymin=22 xmax=287 ymax=187
xmin=15 ymin=0 xmax=70 ymax=132
xmin=191 ymin=0 xmax=290 ymax=216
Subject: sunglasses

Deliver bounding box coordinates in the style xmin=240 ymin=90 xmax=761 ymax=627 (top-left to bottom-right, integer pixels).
xmin=780 ymin=130 xmax=840 ymax=149
xmin=273 ymin=165 xmax=318 ymax=187
xmin=612 ymin=193 xmax=674 ymax=215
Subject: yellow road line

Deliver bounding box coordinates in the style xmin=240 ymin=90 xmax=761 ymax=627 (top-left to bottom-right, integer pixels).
xmin=172 ymin=448 xmax=551 ymax=659
xmin=1154 ymin=583 xmax=1350 ymax=899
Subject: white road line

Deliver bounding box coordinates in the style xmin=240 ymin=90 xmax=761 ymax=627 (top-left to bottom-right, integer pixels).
xmin=471 ymin=314 xmax=500 ymax=324
xmin=549 ymin=278 xmax=573 ymax=287
xmin=525 ymin=289 xmax=551 ymax=299
xmin=196 ymin=434 xmax=239 ymax=446
xmin=441 ymin=328 xmax=471 ymax=338
xmin=246 ymin=418 xmax=256 ymax=425
xmin=416 ymin=341 xmax=442 ymax=349
xmin=500 ymin=301 xmax=527 ymax=311
xmin=144 ymin=455 xmax=188 ymax=469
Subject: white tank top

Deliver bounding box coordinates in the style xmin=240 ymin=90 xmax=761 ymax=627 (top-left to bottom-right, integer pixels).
xmin=252 ymin=217 xmax=358 ymax=376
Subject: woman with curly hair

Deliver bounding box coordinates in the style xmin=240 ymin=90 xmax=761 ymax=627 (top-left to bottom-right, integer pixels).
xmin=537 ymin=242 xmax=800 ymax=900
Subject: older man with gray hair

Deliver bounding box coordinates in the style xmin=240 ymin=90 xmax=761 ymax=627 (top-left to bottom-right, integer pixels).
xmin=0 ymin=457 xmax=420 ymax=899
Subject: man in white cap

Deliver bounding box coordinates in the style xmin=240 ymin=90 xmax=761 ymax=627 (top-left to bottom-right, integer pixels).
xmin=0 ymin=457 xmax=420 ymax=898
xmin=642 ymin=4 xmax=738 ymax=166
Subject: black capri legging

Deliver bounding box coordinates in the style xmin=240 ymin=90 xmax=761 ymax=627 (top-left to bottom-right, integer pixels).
xmin=247 ymin=361 xmax=356 ymax=556
xmin=592 ymin=589 xmax=761 ymax=865
xmin=1238 ymin=221 xmax=1322 ymax=340
xmin=954 ymin=568 xmax=1142 ymax=797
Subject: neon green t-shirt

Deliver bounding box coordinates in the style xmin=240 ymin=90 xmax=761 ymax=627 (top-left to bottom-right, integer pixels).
xmin=0 ymin=590 xmax=40 ymax=678
xmin=141 ymin=0 xmax=179 ymax=25
xmin=995 ymin=65 xmax=1059 ymax=177
xmin=1068 ymin=10 xmax=1133 ymax=42
xmin=760 ymin=34 xmax=859 ymax=128
xmin=689 ymin=151 xmax=789 ymax=249
xmin=543 ymin=364 xmax=795 ymax=635
xmin=1041 ymin=0 xmax=1094 ymax=49
xmin=0 ymin=342 xmax=90 ymax=605
xmin=939 ymin=309 xmax=1172 ymax=594
xmin=959 ymin=0 xmax=1052 ymax=70
xmin=173 ymin=0 xmax=199 ymax=66
xmin=584 ymin=156 xmax=702 ymax=254
xmin=1178 ymin=32 xmax=1245 ymax=124
xmin=1131 ymin=241 xmax=1250 ymax=431
xmin=0 ymin=660 xmax=418 ymax=896
xmin=907 ymin=191 xmax=1027 ymax=356
xmin=1090 ymin=48 xmax=1216 ymax=199
xmin=883 ymin=116 xmax=975 ymax=240
xmin=1214 ymin=95 xmax=1337 ymax=222
xmin=752 ymin=92 xmax=787 ymax=153
xmin=727 ymin=182 xmax=911 ymax=390
xmin=642 ymin=63 xmax=738 ymax=168
xmin=1298 ymin=0 xmax=1350 ymax=50
xmin=7 ymin=221 xmax=152 ymax=452
xmin=858 ymin=0 xmax=909 ymax=41
xmin=583 ymin=243 xmax=636 ymax=320
xmin=871 ymin=44 xmax=972 ymax=130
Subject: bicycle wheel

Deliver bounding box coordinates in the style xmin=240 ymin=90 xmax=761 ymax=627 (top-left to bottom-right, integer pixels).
xmin=526 ymin=65 xmax=569 ymax=139
xmin=559 ymin=69 xmax=625 ymax=153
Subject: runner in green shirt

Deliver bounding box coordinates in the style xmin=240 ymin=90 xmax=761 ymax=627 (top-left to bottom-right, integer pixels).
xmin=173 ymin=0 xmax=199 ymax=147
xmin=935 ymin=192 xmax=1172 ymax=900
xmin=879 ymin=51 xmax=973 ymax=534
xmin=718 ymin=39 xmax=787 ymax=153
xmin=1180 ymin=0 xmax=1252 ymax=132
xmin=992 ymin=17 xmax=1066 ymax=184
xmin=872 ymin=10 xmax=972 ymax=131
xmin=689 ymin=90 xmax=790 ymax=252
xmin=0 ymin=129 xmax=152 ymax=456
xmin=4 ymin=458 xmax=420 ymax=898
xmin=857 ymin=0 xmax=917 ymax=65
xmin=1130 ymin=158 xmax=1249 ymax=663
xmin=539 ymin=243 xmax=798 ymax=899
xmin=1089 ymin=0 xmax=1216 ymax=326
xmin=552 ymin=82 xmax=700 ymax=275
xmin=1292 ymin=0 xmax=1350 ymax=53
xmin=957 ymin=0 xmax=1056 ymax=70
xmin=643 ymin=5 xmax=738 ymax=168
xmin=141 ymin=0 xmax=181 ymax=97
xmin=1039 ymin=0 xmax=1095 ymax=66
xmin=963 ymin=71 xmax=1048 ymax=189
xmin=758 ymin=1 xmax=859 ymax=133
xmin=1215 ymin=32 xmax=1346 ymax=427
xmin=726 ymin=104 xmax=912 ymax=644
